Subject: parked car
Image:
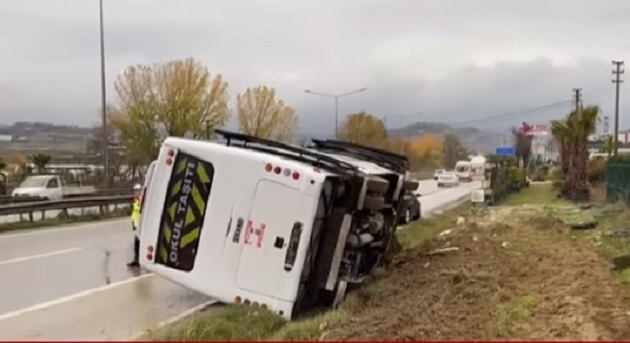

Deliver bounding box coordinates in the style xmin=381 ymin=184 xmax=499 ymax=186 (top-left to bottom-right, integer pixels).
xmin=399 ymin=191 xmax=421 ymax=224
xmin=437 ymin=172 xmax=460 ymax=188
xmin=433 ymin=169 xmax=445 ymax=180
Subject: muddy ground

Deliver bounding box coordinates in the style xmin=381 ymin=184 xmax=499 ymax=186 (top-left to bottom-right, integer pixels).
xmin=326 ymin=206 xmax=630 ymax=341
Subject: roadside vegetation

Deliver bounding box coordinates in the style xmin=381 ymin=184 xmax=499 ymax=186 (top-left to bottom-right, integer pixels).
xmin=149 ymin=183 xmax=630 ymax=341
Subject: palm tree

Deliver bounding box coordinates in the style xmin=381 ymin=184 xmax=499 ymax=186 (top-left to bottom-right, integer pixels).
xmin=563 ymin=105 xmax=599 ymax=200
xmin=30 ymin=153 xmax=52 ymax=174
xmin=551 ymin=119 xmax=571 ymax=192
xmin=511 ymin=127 xmax=533 ymax=171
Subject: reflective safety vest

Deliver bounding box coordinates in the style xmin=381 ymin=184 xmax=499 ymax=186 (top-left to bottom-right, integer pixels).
xmin=131 ymin=198 xmax=141 ymax=229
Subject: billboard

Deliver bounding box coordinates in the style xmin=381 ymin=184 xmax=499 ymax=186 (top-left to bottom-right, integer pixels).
xmin=521 ymin=122 xmax=549 ymax=136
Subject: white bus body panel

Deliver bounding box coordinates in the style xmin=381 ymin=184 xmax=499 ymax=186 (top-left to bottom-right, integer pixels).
xmin=139 ymin=137 xmax=331 ymax=318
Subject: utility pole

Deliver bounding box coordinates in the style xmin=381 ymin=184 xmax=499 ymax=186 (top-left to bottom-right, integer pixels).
xmin=612 ymin=60 xmax=624 ymax=156
xmin=99 ymin=0 xmax=109 ymax=185
xmin=575 ymin=87 xmax=582 ymax=112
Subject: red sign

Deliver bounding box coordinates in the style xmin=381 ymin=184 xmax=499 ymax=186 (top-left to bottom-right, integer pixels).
xmin=521 ymin=122 xmax=549 ymax=136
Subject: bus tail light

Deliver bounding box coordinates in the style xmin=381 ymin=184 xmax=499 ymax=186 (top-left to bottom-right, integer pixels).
xmin=146 ymin=245 xmax=154 ymax=261
xmin=166 ymin=148 xmax=176 ymax=166
xmin=265 ymin=163 xmax=301 ymax=181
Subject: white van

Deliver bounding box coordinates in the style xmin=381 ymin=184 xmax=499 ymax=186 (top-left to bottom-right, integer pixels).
xmin=454 ymin=160 xmax=472 ymax=182
xmin=469 ymin=155 xmax=486 ymax=180
xmin=138 ymin=130 xmax=417 ymax=319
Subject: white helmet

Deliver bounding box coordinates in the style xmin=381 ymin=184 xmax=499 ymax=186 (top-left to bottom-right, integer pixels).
xmin=133 ymin=183 xmax=142 ymax=190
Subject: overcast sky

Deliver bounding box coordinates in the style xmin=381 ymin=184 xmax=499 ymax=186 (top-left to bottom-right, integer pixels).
xmin=1 ymin=0 xmax=629 ymax=135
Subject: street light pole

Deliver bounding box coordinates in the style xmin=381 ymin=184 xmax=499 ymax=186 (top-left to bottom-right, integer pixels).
xmin=99 ymin=0 xmax=109 ymax=185
xmin=304 ymin=87 xmax=367 ymax=138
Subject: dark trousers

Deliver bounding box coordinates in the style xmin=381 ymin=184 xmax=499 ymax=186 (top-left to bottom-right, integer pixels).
xmin=133 ymin=235 xmax=140 ymax=263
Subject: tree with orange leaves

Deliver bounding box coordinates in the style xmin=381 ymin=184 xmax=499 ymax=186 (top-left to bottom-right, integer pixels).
xmin=407 ymin=134 xmax=443 ymax=165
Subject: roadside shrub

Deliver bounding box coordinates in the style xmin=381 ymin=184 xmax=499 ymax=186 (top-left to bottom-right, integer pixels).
xmin=532 ymin=166 xmax=548 ymax=181
xmin=588 ymin=158 xmax=606 ymax=185
xmin=548 ymin=166 xmax=563 ymax=181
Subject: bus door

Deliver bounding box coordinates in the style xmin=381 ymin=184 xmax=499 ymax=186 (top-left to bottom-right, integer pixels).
xmin=236 ymin=179 xmax=303 ymax=300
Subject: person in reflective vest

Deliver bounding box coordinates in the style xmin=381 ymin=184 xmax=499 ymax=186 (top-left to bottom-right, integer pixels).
xmin=127 ymin=184 xmax=142 ymax=268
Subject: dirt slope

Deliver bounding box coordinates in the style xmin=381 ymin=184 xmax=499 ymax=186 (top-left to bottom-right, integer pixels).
xmin=327 ymin=208 xmax=630 ymax=341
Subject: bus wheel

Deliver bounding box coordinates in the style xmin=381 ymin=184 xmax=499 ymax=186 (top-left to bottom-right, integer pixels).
xmin=332 ymin=280 xmax=348 ymax=308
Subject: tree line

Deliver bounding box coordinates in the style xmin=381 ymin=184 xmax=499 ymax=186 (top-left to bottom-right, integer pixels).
xmin=97 ymin=57 xmax=470 ymax=176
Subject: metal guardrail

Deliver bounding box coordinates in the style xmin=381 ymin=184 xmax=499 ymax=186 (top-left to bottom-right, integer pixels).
xmin=0 ymin=195 xmax=134 ymax=219
xmin=0 ymin=188 xmax=133 ymax=205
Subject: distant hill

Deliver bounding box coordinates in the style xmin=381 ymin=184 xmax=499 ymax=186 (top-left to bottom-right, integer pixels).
xmin=0 ymin=121 xmax=92 ymax=139
xmin=0 ymin=122 xmax=91 ymax=158
xmin=388 ymin=122 xmax=508 ymax=153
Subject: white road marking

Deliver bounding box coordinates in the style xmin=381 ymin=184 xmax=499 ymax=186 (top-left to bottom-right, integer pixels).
xmin=0 ymin=274 xmax=153 ymax=322
xmin=0 ymin=247 xmax=84 ymax=267
xmin=0 ymin=218 xmax=128 ymax=240
xmin=131 ymin=300 xmax=217 ymax=339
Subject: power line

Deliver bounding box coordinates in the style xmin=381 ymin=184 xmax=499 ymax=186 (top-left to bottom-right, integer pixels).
xmin=447 ymin=100 xmax=572 ymax=127
xmin=612 ymin=60 xmax=624 ymax=156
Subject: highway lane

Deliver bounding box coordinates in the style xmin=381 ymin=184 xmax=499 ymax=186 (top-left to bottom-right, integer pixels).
xmin=0 ymin=178 xmax=475 ymax=340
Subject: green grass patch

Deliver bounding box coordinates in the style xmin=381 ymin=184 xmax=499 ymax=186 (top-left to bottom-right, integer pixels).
xmin=398 ymin=202 xmax=470 ymax=249
xmin=150 ymin=306 xmax=286 ymax=341
xmin=504 ymin=183 xmax=569 ymax=206
xmin=0 ymin=209 xmax=129 ymax=234
xmin=494 ymin=294 xmax=537 ymax=337
xmin=569 ymin=203 xmax=630 ymax=299
xmin=148 ymin=202 xmax=471 ymax=341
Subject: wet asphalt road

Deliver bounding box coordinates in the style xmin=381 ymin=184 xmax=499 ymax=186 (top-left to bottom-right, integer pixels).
xmin=0 ymin=179 xmax=478 ymax=340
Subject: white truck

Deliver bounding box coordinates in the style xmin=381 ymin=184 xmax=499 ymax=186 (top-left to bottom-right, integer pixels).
xmin=11 ymin=174 xmax=96 ymax=200
xmin=138 ymin=130 xmax=418 ymax=319
xmin=454 ymin=160 xmax=472 ymax=182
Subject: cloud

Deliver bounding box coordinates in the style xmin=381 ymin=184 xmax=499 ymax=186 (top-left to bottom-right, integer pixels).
xmin=0 ymin=0 xmax=628 ymax=136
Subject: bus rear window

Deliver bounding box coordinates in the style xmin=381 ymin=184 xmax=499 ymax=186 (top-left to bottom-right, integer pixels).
xmin=156 ymin=151 xmax=214 ymax=271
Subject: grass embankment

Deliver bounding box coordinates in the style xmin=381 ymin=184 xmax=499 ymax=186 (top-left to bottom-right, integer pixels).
xmin=0 ymin=208 xmax=129 ymax=234
xmin=503 ymin=182 xmax=570 ymax=206
xmin=145 ymin=204 xmax=470 ymax=341
xmin=151 ymin=184 xmax=630 ymax=340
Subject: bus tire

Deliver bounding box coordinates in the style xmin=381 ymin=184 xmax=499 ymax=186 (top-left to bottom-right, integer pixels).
xmin=403 ymin=180 xmax=419 ymax=191
xmin=363 ymin=195 xmax=385 ymax=210
xmin=366 ymin=178 xmax=389 ymax=194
